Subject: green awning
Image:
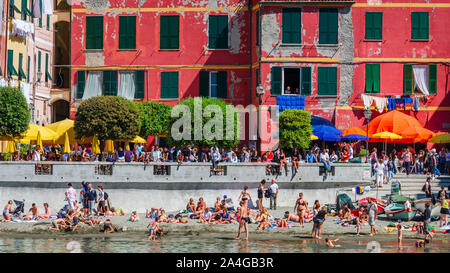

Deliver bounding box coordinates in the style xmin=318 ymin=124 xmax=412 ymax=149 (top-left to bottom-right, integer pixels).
xmin=8 ymin=62 xmax=18 ymax=77
xmin=46 ymin=71 xmax=53 ymax=81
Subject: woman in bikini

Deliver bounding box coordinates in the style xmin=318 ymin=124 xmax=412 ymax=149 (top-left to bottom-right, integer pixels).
xmin=2 ymin=200 xmax=13 ymax=222
xmin=294 ymin=193 xmax=308 ymax=227
xmin=257 ymin=180 xmax=266 ymax=211
xmin=279 ymin=150 xmax=288 ymax=174
xmin=238 ymin=186 xmax=252 ymax=206
xmin=147 ymin=217 xmax=160 ymax=241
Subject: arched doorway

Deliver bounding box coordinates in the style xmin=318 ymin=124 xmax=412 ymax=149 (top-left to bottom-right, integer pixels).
xmin=52 ymin=100 xmax=70 ymax=123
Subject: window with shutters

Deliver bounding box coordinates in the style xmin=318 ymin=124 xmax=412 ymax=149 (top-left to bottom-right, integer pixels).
xmin=37 ymin=51 xmax=41 ymax=73
xmin=365 ymin=64 xmax=380 ymax=93
xmin=209 ymin=15 xmax=228 ymax=49
xmin=45 ymin=53 xmax=52 ymax=82
xmin=135 ymin=71 xmax=145 ymax=99
xmin=160 ymin=15 xmax=179 ymax=50
xmin=319 ymin=9 xmax=338 ymax=45
xmin=21 ymin=0 xmax=33 ymax=21
xmin=270 ymin=67 xmax=311 ymax=96
xmin=411 ymin=12 xmax=429 ymax=40
xmin=119 ymin=16 xmax=136 ymax=50
xmin=103 ymin=71 xmax=118 ymax=96
xmin=86 ymin=16 xmax=103 ymax=50
xmin=317 ymin=67 xmax=337 ymax=96
xmin=38 ymin=0 xmax=42 ymax=27
xmin=18 ymin=53 xmax=26 ymax=81
xmin=27 ymin=56 xmax=30 ymax=83
xmin=199 ymin=71 xmax=227 ymax=99
xmin=404 ymin=64 xmax=437 ymax=95
xmin=161 ymin=72 xmax=178 ymax=99
xmin=76 ymin=71 xmax=86 ymax=99
xmin=47 ymin=15 xmax=50 ymax=30
xmin=282 ymin=8 xmax=302 ymax=44
xmin=7 ymin=50 xmax=18 ymax=78
xmin=365 ymin=12 xmax=382 ymax=40
xmin=10 ymin=0 xmax=21 ymax=19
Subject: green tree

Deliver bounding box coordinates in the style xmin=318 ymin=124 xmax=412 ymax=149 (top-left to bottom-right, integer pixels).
xmin=167 ymin=97 xmax=239 ymax=149
xmin=74 ymin=96 xmax=140 ymax=140
xmin=135 ymin=101 xmax=172 ymax=137
xmin=279 ymin=109 xmax=312 ymax=151
xmin=0 ymin=87 xmax=30 ymax=137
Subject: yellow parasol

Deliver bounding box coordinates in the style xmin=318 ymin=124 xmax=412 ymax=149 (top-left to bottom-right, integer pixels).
xmin=105 ymin=140 xmax=115 ymax=153
xmin=19 ymin=124 xmax=57 ymax=144
xmin=63 ymin=132 xmax=71 ymax=154
xmin=36 ymin=131 xmax=43 ymax=148
xmin=429 ymin=133 xmax=450 ymax=144
xmin=6 ymin=141 xmax=16 ymax=153
xmin=119 ymin=136 xmax=147 ymax=143
xmin=92 ymin=135 xmax=101 ymax=154
xmin=45 ymin=119 xmax=76 ymax=145
xmin=310 ymin=134 xmax=319 ymax=140
xmin=124 ymin=142 xmax=130 ymax=151
xmin=371 ymin=132 xmax=402 ymax=155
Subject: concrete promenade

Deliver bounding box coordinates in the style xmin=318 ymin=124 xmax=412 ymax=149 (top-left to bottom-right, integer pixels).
xmin=0 ymin=162 xmax=371 ymax=212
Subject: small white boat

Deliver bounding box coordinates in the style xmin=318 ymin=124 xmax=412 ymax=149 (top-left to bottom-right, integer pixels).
xmin=414 ymin=198 xmax=441 ymax=217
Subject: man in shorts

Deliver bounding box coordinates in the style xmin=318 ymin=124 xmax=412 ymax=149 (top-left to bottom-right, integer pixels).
xmin=235 ymin=201 xmax=249 ymax=240
xmin=368 ymin=198 xmax=378 ymax=236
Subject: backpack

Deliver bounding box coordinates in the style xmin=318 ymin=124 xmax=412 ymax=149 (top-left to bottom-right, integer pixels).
xmin=422 ymin=182 xmax=431 ymax=193
xmin=265 ymin=188 xmax=273 ymax=198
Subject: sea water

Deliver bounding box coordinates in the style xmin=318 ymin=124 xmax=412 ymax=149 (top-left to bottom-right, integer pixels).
xmin=0 ymin=234 xmax=448 ymax=253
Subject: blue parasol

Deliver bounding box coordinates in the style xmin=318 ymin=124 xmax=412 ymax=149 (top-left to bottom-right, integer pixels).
xmin=341 ymin=134 xmax=368 ymax=141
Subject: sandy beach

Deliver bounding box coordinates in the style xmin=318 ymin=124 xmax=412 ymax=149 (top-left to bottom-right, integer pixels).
xmin=0 ymin=207 xmax=446 ymax=240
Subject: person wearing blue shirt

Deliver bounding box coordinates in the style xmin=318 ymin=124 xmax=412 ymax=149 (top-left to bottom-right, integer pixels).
xmin=306 ymin=150 xmax=317 ymax=163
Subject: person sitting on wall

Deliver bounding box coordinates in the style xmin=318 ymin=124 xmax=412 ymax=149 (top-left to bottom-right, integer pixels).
xmin=24 ymin=203 xmax=39 ymax=221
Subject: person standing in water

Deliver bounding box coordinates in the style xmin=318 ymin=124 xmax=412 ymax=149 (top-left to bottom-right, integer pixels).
xmin=236 ymin=201 xmax=249 ymax=241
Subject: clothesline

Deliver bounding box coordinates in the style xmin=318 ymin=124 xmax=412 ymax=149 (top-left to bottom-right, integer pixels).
xmin=361 ymin=94 xmax=424 ymax=113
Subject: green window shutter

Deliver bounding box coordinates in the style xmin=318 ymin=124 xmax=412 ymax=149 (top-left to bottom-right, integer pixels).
xmin=282 ymin=8 xmax=301 ymax=44
xmin=217 ymin=71 xmax=227 ymax=99
xmin=27 ymin=56 xmax=30 ymax=83
xmin=135 ymin=71 xmax=145 ymax=99
xmin=7 ymin=50 xmax=18 ymax=77
xmin=301 ymin=67 xmax=311 ymax=96
xmin=86 ymin=16 xmax=103 ymax=49
xmin=411 ymin=12 xmax=429 ymax=40
xmin=103 ymin=71 xmax=118 ymax=96
xmin=47 ymin=15 xmax=50 ymax=30
xmin=76 ymin=71 xmax=86 ymax=99
xmin=39 ymin=0 xmax=42 ymax=27
xmin=365 ymin=12 xmax=382 ymax=40
xmin=22 ymin=0 xmax=32 ymax=20
xmin=318 ymin=67 xmax=337 ymax=95
xmin=199 ymin=70 xmax=210 ymax=97
xmin=209 ymin=15 xmax=228 ymax=49
xmin=271 ymin=67 xmax=282 ymax=95
xmin=161 ymin=72 xmax=178 ymax=99
xmin=403 ymin=64 xmax=413 ymax=94
xmin=365 ymin=64 xmax=373 ymax=93
xmin=18 ymin=53 xmax=26 ymax=80
xmin=10 ymin=0 xmax=21 ymax=18
xmin=319 ymin=8 xmax=338 ymax=44
xmin=428 ymin=64 xmax=437 ymax=95
xmin=160 ymin=15 xmax=179 ymax=50
xmin=37 ymin=51 xmax=41 ymax=72
xmin=119 ymin=16 xmax=136 ymax=49
xmin=45 ymin=53 xmax=52 ymax=81
xmin=372 ymin=64 xmax=380 ymax=93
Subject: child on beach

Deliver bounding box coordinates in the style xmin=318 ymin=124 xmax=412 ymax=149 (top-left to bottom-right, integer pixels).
xmin=147 ymin=217 xmax=160 ymax=241
xmin=158 ymin=210 xmax=168 ymax=223
xmin=325 ymin=238 xmax=341 ymax=248
xmin=129 ymin=211 xmax=140 ymax=222
xmin=415 ymin=238 xmax=430 ymax=248
xmin=356 ymin=206 xmax=368 ymax=236
xmin=199 ymin=209 xmax=213 ymax=224
xmin=103 ymin=219 xmax=114 ymax=233
xmin=2 ymin=200 xmax=13 ymax=222
xmin=257 ymin=208 xmax=271 ymax=230
xmin=397 ymin=223 xmax=402 ymax=243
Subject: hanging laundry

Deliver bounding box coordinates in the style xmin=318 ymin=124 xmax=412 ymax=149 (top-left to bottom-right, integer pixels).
xmin=11 ymin=19 xmax=35 ymax=40
xmin=42 ymin=0 xmax=53 ymax=15
xmin=33 ymin=0 xmax=41 ymax=18
xmin=387 ymin=98 xmax=396 ymax=110
xmin=21 ymin=83 xmax=31 ymax=104
xmin=361 ymin=94 xmax=373 ymax=110
xmin=372 ymin=96 xmax=388 ymax=113
xmin=412 ymin=96 xmax=420 ymax=112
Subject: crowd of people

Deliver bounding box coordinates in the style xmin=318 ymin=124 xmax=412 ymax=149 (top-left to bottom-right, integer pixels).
xmin=370 ymin=146 xmax=449 ymax=187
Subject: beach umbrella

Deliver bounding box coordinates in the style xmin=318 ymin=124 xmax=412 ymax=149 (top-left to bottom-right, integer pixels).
xmin=341 ymin=127 xmax=366 ymax=137
xmin=19 ymin=124 xmax=57 ymax=144
xmin=314 ymin=131 xmax=342 ymax=141
xmin=124 ymin=142 xmax=130 ymax=151
xmin=368 ymin=110 xmax=422 ymax=136
xmin=36 ymin=131 xmax=43 ymax=148
xmin=341 ymin=134 xmax=368 ymax=141
xmin=310 ymin=134 xmax=319 ymax=141
xmin=398 ymin=126 xmax=434 ymax=142
xmin=429 ymin=133 xmax=450 ymax=144
xmin=6 ymin=141 xmax=16 ymax=153
xmin=311 ymin=115 xmax=334 ymax=127
xmin=105 ymin=140 xmax=114 ymax=153
xmin=313 ymin=125 xmax=342 ymax=136
xmin=63 ymin=132 xmax=71 ymax=154
xmin=46 ymin=119 xmax=76 ymax=145
xmin=92 ymin=135 xmax=100 ymax=154
xmin=119 ymin=136 xmax=147 ymax=143
xmin=0 ymin=135 xmax=14 ymax=141
xmin=371 ymin=132 xmax=402 ymax=154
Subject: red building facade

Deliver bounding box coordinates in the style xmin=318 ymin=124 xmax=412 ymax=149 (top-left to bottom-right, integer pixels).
xmin=70 ymin=0 xmax=450 ymax=146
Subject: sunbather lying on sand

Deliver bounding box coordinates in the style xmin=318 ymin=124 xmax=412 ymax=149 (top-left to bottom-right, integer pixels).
xmin=326 ymin=238 xmax=341 ymax=248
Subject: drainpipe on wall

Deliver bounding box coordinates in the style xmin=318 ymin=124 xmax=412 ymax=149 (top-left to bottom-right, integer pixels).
xmin=4 ymin=0 xmax=9 ymax=82
xmin=248 ymin=0 xmax=253 ymax=148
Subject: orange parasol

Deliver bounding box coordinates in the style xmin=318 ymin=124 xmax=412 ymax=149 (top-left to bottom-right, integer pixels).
xmin=397 ymin=126 xmax=434 ymax=142
xmin=341 ymin=127 xmax=366 ymax=137
xmin=368 ymin=110 xmax=422 ymax=136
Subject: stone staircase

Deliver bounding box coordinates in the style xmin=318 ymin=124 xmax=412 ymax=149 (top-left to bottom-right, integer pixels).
xmin=341 ymin=174 xmax=450 ymax=201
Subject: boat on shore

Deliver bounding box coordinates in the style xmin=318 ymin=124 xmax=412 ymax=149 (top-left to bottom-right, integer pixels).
xmin=385 ymin=203 xmax=417 ymax=221
xmin=414 ymin=198 xmax=441 ymax=217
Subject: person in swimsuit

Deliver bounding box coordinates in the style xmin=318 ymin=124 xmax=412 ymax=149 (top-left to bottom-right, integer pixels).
xmin=294 ymin=193 xmax=308 ymax=227
xmin=214 ymin=197 xmax=222 ymax=212
xmin=24 ymin=203 xmax=39 ymax=220
xmin=238 ymin=186 xmax=252 ymax=206
xmin=195 ymin=197 xmax=207 ymax=214
xmin=279 ymin=149 xmax=288 ymax=174
xmin=325 ymin=238 xmax=341 ymax=248
xmin=257 ymin=180 xmax=266 ymax=211
xmin=147 ymin=217 xmax=160 ymax=241
xmin=284 ymin=211 xmax=300 ymax=222
xmin=416 ymin=238 xmax=429 ymax=248
xmin=236 ymin=201 xmax=250 ymax=240
xmin=2 ymin=200 xmax=13 ymax=222
xmin=186 ymin=198 xmax=196 ymax=213
xmin=257 ymin=208 xmax=272 ymax=230
xmin=104 ymin=219 xmax=114 ymax=233
xmin=38 ymin=203 xmax=51 ymax=219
